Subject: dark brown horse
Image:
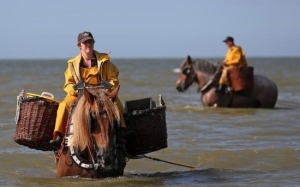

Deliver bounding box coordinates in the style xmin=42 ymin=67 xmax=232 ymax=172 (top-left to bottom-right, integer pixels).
xmin=56 ymin=86 xmax=127 ymax=178
xmin=175 ymin=56 xmax=278 ymax=108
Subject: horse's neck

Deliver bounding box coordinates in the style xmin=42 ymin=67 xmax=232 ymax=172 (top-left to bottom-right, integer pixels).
xmin=195 ymin=70 xmax=214 ymax=89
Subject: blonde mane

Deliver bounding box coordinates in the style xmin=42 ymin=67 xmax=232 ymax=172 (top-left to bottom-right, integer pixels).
xmin=69 ymin=89 xmax=120 ymax=151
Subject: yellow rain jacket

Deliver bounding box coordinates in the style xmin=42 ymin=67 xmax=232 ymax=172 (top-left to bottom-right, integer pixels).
xmin=53 ymin=50 xmax=126 ymax=138
xmin=224 ymin=45 xmax=248 ymax=67
xmin=219 ymin=45 xmax=248 ymax=86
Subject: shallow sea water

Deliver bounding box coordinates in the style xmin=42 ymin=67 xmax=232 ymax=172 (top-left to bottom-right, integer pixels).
xmin=0 ymin=57 xmax=300 ymax=187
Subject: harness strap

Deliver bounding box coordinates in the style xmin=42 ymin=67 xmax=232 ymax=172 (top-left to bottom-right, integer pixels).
xmin=69 ymin=146 xmax=99 ymax=170
xmin=71 ymin=62 xmax=81 ymax=83
xmin=70 ymin=59 xmax=106 ymax=88
xmin=200 ymin=79 xmax=213 ymax=92
xmin=99 ymin=62 xmax=104 ymax=81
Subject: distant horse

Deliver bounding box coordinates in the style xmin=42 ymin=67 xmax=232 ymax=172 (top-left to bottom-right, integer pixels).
xmin=175 ymin=56 xmax=278 ymax=108
xmin=56 ymin=86 xmax=127 ymax=178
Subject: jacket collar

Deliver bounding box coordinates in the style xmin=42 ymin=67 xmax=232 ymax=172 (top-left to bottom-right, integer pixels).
xmin=73 ymin=50 xmax=110 ymax=75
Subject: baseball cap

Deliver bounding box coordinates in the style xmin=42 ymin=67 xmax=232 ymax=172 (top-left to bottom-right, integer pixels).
xmin=223 ymin=36 xmax=234 ymax=43
xmin=77 ymin=31 xmax=95 ymax=44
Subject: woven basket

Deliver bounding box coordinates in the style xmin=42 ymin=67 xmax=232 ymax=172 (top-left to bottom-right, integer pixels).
xmin=14 ymin=93 xmax=59 ymax=151
xmin=228 ymin=66 xmax=254 ymax=92
xmin=125 ymin=106 xmax=168 ymax=156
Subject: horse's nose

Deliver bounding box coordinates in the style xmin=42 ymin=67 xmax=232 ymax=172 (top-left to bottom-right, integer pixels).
xmin=97 ymin=150 xmax=115 ymax=169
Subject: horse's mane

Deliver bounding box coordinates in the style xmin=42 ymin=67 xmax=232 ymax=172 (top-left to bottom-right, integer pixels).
xmin=193 ymin=59 xmax=217 ymax=75
xmin=69 ymin=89 xmax=120 ymax=151
xmin=180 ymin=57 xmax=217 ymax=75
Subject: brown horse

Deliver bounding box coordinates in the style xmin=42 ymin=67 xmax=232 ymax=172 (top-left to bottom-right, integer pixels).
xmin=175 ymin=56 xmax=278 ymax=108
xmin=56 ymin=86 xmax=127 ymax=178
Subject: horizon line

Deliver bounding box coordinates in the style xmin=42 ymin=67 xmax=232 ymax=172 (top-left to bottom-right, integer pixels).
xmin=1 ymin=55 xmax=300 ymax=61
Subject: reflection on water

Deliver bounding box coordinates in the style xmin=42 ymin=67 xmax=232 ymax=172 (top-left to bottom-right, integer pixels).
xmin=0 ymin=57 xmax=300 ymax=186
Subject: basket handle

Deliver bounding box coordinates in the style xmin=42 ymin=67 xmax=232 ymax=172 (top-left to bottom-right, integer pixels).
xmin=41 ymin=92 xmax=54 ymax=99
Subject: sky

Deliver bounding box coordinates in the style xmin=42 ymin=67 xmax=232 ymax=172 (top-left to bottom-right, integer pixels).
xmin=0 ymin=0 xmax=300 ymax=59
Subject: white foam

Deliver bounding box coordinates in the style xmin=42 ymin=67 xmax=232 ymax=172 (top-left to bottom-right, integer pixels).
xmin=172 ymin=68 xmax=181 ymax=73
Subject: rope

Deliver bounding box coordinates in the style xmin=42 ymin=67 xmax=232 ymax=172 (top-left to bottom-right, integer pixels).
xmin=277 ymin=100 xmax=300 ymax=108
xmin=143 ymin=155 xmax=196 ymax=170
xmin=15 ymin=90 xmax=25 ymax=124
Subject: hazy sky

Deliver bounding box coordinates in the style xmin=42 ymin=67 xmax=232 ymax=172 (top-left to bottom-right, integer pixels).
xmin=1 ymin=0 xmax=299 ymax=59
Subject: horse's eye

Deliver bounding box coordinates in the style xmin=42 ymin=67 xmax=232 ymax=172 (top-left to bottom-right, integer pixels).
xmin=183 ymin=68 xmax=191 ymax=75
xmin=99 ymin=111 xmax=107 ymax=118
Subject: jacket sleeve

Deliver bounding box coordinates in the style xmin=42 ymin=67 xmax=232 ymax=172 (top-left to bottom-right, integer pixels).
xmin=63 ymin=64 xmax=78 ymax=96
xmin=102 ymin=60 xmax=120 ymax=91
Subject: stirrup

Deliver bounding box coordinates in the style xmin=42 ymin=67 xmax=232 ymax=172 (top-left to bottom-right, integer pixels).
xmin=216 ymin=85 xmax=228 ymax=94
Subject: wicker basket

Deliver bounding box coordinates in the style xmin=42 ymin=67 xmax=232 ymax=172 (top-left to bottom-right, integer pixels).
xmin=228 ymin=66 xmax=254 ymax=92
xmin=14 ymin=91 xmax=59 ymax=151
xmin=125 ymin=106 xmax=168 ymax=156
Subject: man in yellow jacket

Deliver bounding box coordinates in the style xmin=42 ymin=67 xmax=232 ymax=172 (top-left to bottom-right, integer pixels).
xmin=217 ymin=36 xmax=248 ymax=93
xmin=50 ymin=31 xmax=126 ymax=148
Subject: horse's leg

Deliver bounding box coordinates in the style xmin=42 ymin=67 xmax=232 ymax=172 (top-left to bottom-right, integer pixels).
xmin=202 ymin=89 xmax=232 ymax=107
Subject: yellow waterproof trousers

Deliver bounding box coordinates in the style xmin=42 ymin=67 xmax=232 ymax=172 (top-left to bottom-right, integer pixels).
xmin=53 ymin=95 xmax=126 ymax=139
xmin=219 ymin=66 xmax=234 ymax=86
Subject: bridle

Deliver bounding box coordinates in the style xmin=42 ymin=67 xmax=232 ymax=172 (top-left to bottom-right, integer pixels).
xmin=181 ymin=61 xmax=220 ymax=93
xmin=179 ymin=63 xmax=198 ymax=91
xmin=64 ymin=81 xmax=120 ymax=170
xmin=66 ymin=108 xmax=119 ymax=170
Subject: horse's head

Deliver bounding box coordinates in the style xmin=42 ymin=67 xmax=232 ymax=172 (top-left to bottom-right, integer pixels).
xmin=176 ymin=55 xmax=197 ymax=92
xmin=69 ymin=86 xmax=121 ymax=170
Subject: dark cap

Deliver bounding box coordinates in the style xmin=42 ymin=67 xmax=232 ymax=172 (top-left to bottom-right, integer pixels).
xmin=223 ymin=36 xmax=234 ymax=43
xmin=77 ymin=31 xmax=95 ymax=44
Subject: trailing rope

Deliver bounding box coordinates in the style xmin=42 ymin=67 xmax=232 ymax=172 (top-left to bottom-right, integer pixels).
xmin=143 ymin=155 xmax=196 ymax=170
xmin=277 ymin=100 xmax=300 ymax=108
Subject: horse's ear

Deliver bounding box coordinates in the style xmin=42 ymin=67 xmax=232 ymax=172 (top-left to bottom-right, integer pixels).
xmin=109 ymin=85 xmax=120 ymax=100
xmin=187 ymin=55 xmax=192 ymax=65
xmin=84 ymin=88 xmax=94 ymax=105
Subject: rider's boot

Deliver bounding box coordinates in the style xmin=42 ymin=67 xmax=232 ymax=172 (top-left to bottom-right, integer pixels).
xmin=49 ymin=132 xmax=63 ymax=150
xmin=216 ymin=84 xmax=228 ymax=94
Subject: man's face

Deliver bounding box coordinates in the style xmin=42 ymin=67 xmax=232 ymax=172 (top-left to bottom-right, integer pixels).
xmin=225 ymin=41 xmax=233 ymax=48
xmin=79 ymin=39 xmax=94 ymax=53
